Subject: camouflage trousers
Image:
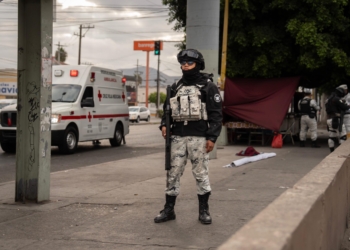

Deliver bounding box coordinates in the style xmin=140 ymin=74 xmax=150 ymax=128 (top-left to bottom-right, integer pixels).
xmin=299 ymin=115 xmax=318 ymax=141
xmin=165 ymin=136 xmax=211 ymax=196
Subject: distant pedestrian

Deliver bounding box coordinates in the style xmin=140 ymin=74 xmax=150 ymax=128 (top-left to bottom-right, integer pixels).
xmin=325 ymin=84 xmax=350 ymax=152
xmin=298 ymin=89 xmax=320 ymax=148
xmin=155 ymin=49 xmax=222 ymax=224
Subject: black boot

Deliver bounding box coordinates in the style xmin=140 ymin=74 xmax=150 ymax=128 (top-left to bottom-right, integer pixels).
xmin=311 ymin=140 xmax=321 ymax=148
xmin=299 ymin=141 xmax=305 ymax=147
xmin=330 ymin=147 xmax=335 ymax=152
xmin=154 ymin=195 xmax=176 ymax=223
xmin=198 ymin=192 xmax=212 ymax=224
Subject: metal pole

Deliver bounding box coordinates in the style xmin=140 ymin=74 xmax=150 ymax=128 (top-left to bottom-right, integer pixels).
xmin=57 ymin=42 xmax=60 ymax=63
xmin=220 ymin=0 xmax=229 ymax=91
xmin=78 ymin=24 xmax=82 ymax=65
xmin=146 ymin=51 xmax=149 ymax=107
xmin=156 ymin=53 xmax=160 ymax=109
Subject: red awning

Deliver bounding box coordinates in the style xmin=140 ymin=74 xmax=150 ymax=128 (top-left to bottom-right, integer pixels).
xmin=223 ymin=77 xmax=300 ymax=131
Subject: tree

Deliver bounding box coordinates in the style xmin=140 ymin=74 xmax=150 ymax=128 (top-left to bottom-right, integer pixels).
xmin=163 ymin=0 xmax=350 ymax=93
xmin=55 ymin=47 xmax=68 ymax=63
xmin=148 ymin=92 xmax=166 ymax=105
xmin=163 ymin=0 xmax=187 ymax=50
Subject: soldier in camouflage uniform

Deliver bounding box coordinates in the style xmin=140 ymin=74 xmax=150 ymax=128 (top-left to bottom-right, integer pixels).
xmin=154 ymin=49 xmax=222 ymax=224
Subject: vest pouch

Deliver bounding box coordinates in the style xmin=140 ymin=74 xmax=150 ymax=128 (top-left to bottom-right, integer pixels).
xmin=332 ymin=117 xmax=339 ymax=129
xmin=170 ymin=96 xmax=181 ymax=120
xmin=201 ymin=103 xmax=208 ymax=120
xmin=188 ymin=94 xmax=201 ymax=119
xmin=180 ymin=96 xmax=190 ymax=117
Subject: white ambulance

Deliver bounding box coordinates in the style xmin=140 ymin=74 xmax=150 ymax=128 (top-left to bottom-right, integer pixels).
xmin=0 ymin=65 xmax=129 ymax=154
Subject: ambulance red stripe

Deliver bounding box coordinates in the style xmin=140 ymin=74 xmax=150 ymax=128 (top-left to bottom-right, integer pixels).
xmin=61 ymin=114 xmax=129 ymax=120
xmin=93 ymin=114 xmax=129 ymax=118
xmin=61 ymin=115 xmax=87 ymax=120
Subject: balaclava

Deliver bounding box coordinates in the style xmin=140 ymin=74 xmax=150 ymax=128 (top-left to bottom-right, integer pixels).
xmin=181 ymin=58 xmax=202 ymax=83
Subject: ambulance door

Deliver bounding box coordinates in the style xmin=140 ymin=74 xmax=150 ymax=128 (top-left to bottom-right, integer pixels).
xmin=94 ymin=86 xmax=115 ymax=138
xmin=80 ymin=86 xmax=98 ymax=140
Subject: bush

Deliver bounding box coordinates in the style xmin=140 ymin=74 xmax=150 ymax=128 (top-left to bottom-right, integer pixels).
xmin=156 ymin=109 xmax=163 ymax=118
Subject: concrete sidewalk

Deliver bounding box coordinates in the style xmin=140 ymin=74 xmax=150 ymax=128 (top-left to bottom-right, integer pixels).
xmin=0 ymin=136 xmax=331 ymax=249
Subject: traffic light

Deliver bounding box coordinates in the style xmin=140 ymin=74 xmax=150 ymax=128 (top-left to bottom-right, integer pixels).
xmin=154 ymin=40 xmax=161 ymax=55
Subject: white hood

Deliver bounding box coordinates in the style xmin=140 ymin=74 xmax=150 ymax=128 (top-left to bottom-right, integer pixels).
xmin=52 ymin=102 xmax=74 ymax=113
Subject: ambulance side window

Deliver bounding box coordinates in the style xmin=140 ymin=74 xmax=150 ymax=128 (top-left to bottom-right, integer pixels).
xmin=82 ymin=87 xmax=93 ymax=100
xmin=81 ymin=87 xmax=94 ymax=108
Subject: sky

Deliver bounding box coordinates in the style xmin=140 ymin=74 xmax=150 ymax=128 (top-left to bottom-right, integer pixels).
xmin=0 ymin=0 xmax=185 ymax=76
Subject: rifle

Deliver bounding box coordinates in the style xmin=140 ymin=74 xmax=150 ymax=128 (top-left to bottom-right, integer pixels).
xmin=165 ymin=85 xmax=171 ymax=171
xmin=339 ymin=110 xmax=344 ymax=133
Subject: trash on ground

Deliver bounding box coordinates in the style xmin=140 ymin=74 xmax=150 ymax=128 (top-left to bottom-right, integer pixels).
xmin=223 ymin=153 xmax=277 ymax=168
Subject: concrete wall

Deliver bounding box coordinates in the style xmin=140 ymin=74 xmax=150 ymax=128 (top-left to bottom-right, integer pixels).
xmin=218 ymin=140 xmax=350 ymax=250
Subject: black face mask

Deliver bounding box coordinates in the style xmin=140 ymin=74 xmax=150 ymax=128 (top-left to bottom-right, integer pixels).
xmin=181 ymin=64 xmax=201 ymax=83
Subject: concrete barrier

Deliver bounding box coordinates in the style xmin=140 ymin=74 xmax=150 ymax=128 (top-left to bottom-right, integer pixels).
xmin=218 ymin=140 xmax=350 ymax=250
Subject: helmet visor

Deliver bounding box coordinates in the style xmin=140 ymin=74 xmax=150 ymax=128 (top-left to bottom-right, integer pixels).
xmin=177 ymin=50 xmax=200 ymax=60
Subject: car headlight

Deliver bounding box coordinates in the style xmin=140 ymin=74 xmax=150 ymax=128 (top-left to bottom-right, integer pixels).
xmin=51 ymin=114 xmax=62 ymax=124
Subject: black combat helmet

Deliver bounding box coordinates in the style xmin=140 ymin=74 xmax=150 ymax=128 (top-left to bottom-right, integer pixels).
xmin=177 ymin=49 xmax=205 ymax=70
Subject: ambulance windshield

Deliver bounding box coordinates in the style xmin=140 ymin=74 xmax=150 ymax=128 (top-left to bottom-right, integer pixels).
xmin=52 ymin=84 xmax=82 ymax=103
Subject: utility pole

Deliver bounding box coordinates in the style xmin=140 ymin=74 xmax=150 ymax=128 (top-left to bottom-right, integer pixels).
xmin=135 ymin=59 xmax=141 ymax=104
xmin=54 ymin=41 xmax=66 ymax=64
xmin=74 ymin=24 xmax=94 ymax=65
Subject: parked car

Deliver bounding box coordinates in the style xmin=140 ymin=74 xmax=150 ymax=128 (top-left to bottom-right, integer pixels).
xmin=0 ymin=99 xmax=17 ymax=110
xmin=129 ymin=106 xmax=150 ymax=123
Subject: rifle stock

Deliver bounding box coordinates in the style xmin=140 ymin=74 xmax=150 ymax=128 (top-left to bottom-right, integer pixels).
xmin=165 ymin=85 xmax=171 ymax=170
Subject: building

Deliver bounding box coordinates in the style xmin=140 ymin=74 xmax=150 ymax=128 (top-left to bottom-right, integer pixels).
xmin=123 ymin=75 xmax=139 ymax=106
xmin=0 ymin=68 xmax=17 ymax=99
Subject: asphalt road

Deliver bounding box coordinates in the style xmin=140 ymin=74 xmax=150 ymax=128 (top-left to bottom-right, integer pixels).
xmin=0 ymin=122 xmax=164 ymax=183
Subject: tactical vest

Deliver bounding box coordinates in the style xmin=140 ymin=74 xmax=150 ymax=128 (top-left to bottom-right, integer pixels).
xmin=325 ymin=94 xmax=335 ymax=114
xmin=170 ymin=83 xmax=208 ymax=124
xmin=299 ymin=98 xmax=316 ymax=117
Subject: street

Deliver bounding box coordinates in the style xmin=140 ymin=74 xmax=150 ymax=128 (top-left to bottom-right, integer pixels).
xmin=0 ymin=129 xmax=332 ymax=249
xmin=0 ymin=123 xmax=164 ymax=184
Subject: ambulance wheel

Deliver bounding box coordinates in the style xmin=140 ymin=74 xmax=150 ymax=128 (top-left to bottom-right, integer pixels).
xmin=146 ymin=116 xmax=150 ymax=122
xmin=1 ymin=142 xmax=16 ymax=153
xmin=136 ymin=116 xmax=140 ymax=123
xmin=59 ymin=126 xmax=78 ymax=154
xmin=110 ymin=124 xmax=123 ymax=147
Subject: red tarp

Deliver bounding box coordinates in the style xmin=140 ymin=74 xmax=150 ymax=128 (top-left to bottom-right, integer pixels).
xmin=223 ymin=77 xmax=300 ymax=131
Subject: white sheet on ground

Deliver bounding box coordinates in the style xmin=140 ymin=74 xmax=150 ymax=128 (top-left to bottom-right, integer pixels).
xmin=223 ymin=153 xmax=277 ymax=168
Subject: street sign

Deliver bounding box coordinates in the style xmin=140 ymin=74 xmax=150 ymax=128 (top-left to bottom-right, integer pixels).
xmin=133 ymin=40 xmax=163 ymax=51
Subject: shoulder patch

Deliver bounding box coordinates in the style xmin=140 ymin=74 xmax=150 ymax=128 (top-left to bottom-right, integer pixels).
xmin=214 ymin=94 xmax=221 ymax=102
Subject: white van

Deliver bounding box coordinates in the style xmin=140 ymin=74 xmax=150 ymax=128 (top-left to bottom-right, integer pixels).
xmin=0 ymin=65 xmax=129 ymax=154
xmin=0 ymin=99 xmax=17 ymax=110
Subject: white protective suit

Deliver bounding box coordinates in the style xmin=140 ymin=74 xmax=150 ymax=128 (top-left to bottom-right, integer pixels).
xmin=298 ymin=96 xmax=320 ymax=141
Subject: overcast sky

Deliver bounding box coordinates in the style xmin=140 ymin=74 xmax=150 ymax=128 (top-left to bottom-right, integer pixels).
xmin=0 ymin=0 xmax=184 ymax=76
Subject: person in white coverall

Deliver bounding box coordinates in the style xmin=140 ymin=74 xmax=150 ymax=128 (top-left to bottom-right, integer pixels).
xmin=298 ymin=89 xmax=320 ymax=148
xmin=343 ymin=92 xmax=350 ymax=137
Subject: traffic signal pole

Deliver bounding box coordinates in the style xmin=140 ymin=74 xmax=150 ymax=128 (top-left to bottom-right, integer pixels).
xmin=156 ymin=52 xmax=160 ymax=109
xmin=146 ymin=51 xmax=149 ymax=107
